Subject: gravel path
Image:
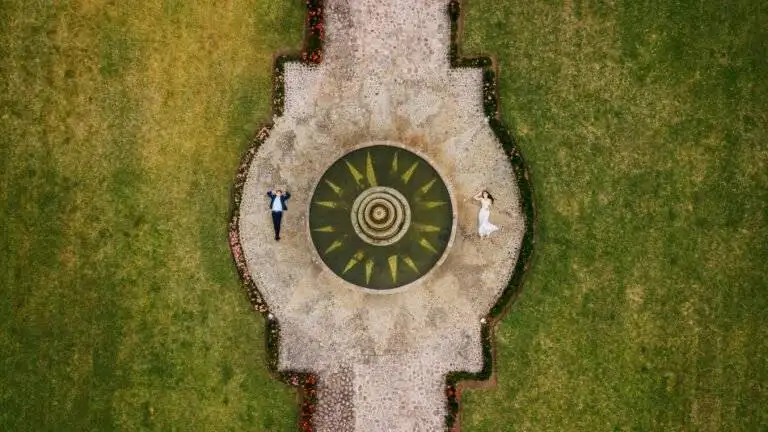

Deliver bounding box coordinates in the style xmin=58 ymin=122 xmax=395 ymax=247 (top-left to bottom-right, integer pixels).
xmin=238 ymin=1 xmax=526 ymax=430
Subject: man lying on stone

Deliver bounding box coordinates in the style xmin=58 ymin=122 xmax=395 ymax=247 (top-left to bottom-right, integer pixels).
xmin=267 ymin=189 xmax=291 ymax=241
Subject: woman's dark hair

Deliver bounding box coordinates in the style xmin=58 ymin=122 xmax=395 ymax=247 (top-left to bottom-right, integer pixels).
xmin=483 ymin=190 xmax=495 ymax=204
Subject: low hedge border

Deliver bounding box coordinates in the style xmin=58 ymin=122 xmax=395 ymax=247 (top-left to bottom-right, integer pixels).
xmin=228 ymin=2 xmax=324 ymax=431
xmin=229 ymin=124 xmax=319 ymax=432
xmin=444 ymin=1 xmax=536 ymax=430
xmin=228 ymin=1 xmax=535 ymax=431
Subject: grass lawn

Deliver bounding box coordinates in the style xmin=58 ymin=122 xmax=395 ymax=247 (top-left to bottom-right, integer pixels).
xmin=1 ymin=0 xmax=766 ymax=431
xmin=1 ymin=1 xmax=304 ymax=430
xmin=460 ymin=0 xmax=768 ymax=430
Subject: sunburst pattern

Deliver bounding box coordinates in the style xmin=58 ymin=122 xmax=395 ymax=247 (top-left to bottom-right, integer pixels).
xmin=310 ymin=145 xmax=453 ymax=290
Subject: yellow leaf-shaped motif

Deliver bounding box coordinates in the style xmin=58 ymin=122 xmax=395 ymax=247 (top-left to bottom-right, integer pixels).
xmin=343 ymin=256 xmax=360 ymax=274
xmin=418 ymin=237 xmax=439 ymax=254
xmin=388 ymin=255 xmax=398 ymax=283
xmin=413 ymin=223 xmax=441 ymax=233
xmin=324 ymin=239 xmax=343 ymax=255
xmin=422 ymin=201 xmax=447 ymax=209
xmin=313 ymin=226 xmax=336 ymax=233
xmin=365 ymin=259 xmax=374 ymax=284
xmin=324 ymin=179 xmax=343 ymax=196
xmin=345 ymin=160 xmax=365 ymax=188
xmin=401 ymin=162 xmax=419 ymax=184
xmin=419 ymin=178 xmax=436 ymax=195
xmin=366 ymin=152 xmax=377 ymax=187
xmin=402 ymin=256 xmax=419 ymax=274
xmin=391 ymin=151 xmax=399 ymax=173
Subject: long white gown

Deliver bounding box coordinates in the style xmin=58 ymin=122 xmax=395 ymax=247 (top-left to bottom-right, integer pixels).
xmin=478 ymin=198 xmax=499 ymax=237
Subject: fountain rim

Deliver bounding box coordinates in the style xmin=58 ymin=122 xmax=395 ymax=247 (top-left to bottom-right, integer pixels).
xmin=305 ymin=140 xmax=459 ymax=295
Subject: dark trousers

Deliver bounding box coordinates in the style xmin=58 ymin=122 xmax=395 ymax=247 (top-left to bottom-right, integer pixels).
xmin=271 ymin=211 xmax=283 ymax=239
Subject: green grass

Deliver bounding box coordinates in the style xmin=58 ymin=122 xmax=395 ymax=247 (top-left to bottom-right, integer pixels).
xmin=460 ymin=0 xmax=768 ymax=430
xmin=1 ymin=1 xmax=304 ymax=431
xmin=1 ymin=0 xmax=766 ymax=431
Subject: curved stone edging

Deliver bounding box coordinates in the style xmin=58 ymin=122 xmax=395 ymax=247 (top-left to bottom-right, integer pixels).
xmin=442 ymin=1 xmax=536 ymax=429
xmin=228 ymin=125 xmax=319 ymax=431
xmin=227 ymin=1 xmax=536 ymax=431
xmin=227 ymin=2 xmax=325 ymax=430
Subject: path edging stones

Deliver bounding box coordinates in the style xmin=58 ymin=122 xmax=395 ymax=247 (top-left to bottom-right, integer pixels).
xmin=227 ymin=1 xmax=536 ymax=430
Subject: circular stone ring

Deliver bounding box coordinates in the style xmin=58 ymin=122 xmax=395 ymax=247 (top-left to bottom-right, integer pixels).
xmin=351 ymin=186 xmax=411 ymax=246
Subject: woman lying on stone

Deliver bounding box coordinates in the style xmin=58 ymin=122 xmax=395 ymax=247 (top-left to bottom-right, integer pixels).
xmin=473 ymin=190 xmax=499 ymax=238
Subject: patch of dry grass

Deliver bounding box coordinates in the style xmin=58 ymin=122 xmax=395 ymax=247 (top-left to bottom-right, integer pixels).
xmin=1 ymin=1 xmax=304 ymax=430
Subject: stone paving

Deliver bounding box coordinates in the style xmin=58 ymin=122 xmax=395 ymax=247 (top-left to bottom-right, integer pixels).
xmin=237 ymin=1 xmax=526 ymax=430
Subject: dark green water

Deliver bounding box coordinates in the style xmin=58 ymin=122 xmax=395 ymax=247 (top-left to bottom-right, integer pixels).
xmin=309 ymin=145 xmax=453 ymax=290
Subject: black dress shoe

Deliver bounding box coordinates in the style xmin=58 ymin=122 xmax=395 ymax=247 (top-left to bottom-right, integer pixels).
xmin=275 ymin=236 xmax=280 ymax=241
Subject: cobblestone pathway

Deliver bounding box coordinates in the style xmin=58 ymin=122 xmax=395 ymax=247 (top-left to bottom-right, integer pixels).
xmin=237 ymin=1 xmax=526 ymax=430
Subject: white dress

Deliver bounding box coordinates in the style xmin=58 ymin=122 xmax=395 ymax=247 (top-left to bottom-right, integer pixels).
xmin=478 ymin=198 xmax=499 ymax=237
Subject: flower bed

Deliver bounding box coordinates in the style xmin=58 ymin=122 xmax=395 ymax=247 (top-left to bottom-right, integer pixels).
xmin=303 ymin=0 xmax=324 ymax=64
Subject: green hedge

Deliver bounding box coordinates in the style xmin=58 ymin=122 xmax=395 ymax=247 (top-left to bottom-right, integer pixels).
xmin=444 ymin=0 xmax=536 ymax=430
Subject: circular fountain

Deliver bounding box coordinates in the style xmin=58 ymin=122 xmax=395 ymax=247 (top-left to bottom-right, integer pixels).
xmin=309 ymin=145 xmax=453 ymax=290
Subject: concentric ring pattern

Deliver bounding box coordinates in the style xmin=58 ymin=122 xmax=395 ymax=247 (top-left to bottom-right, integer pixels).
xmin=351 ymin=186 xmax=411 ymax=246
xmin=309 ymin=145 xmax=453 ymax=290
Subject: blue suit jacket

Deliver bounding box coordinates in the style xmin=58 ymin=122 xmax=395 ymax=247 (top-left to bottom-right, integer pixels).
xmin=267 ymin=191 xmax=291 ymax=211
